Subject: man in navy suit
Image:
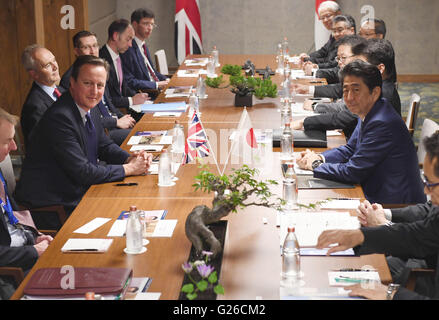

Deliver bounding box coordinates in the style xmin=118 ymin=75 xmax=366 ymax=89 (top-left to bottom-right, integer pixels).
xmin=99 ymin=19 xmax=149 ymax=115
xmin=297 ymin=60 xmax=425 ymax=205
xmin=21 ymin=45 xmax=64 ymax=148
xmin=61 ymin=30 xmax=136 ymax=145
xmin=0 ymin=108 xmax=52 ymax=299
xmin=14 ymin=56 xmax=152 ymax=229
xmin=121 ymin=8 xmax=169 ymax=94
xmin=316 ymin=131 xmax=439 ymax=300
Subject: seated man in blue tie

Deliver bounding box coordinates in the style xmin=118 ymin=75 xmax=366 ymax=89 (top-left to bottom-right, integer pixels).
xmin=0 ymin=107 xmax=52 ymax=299
xmin=297 ymin=60 xmax=425 ymax=205
xmin=14 ymin=55 xmax=153 ymax=230
xmin=121 ymin=8 xmax=170 ymax=96
xmin=60 ymin=30 xmax=136 ymax=145
xmin=21 ymin=45 xmax=64 ymax=148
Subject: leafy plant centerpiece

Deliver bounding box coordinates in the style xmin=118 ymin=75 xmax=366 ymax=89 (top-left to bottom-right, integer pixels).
xmin=185 ymin=165 xmax=283 ymax=258
xmin=205 ymin=64 xmax=277 ymax=103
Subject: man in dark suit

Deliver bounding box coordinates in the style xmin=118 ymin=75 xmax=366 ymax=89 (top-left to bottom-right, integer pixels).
xmin=121 ymin=8 xmax=169 ymax=93
xmin=14 ymin=56 xmax=152 ymax=229
xmin=61 ymin=30 xmax=136 ymax=145
xmin=293 ymin=38 xmax=401 ymax=139
xmin=99 ymin=19 xmax=149 ymax=119
xmin=299 ymin=1 xmax=341 ymax=67
xmin=21 ymin=45 xmax=64 ymax=148
xmin=297 ymin=61 xmax=425 ymax=205
xmin=316 ymin=131 xmax=439 ymax=300
xmin=0 ymin=108 xmax=52 ymax=299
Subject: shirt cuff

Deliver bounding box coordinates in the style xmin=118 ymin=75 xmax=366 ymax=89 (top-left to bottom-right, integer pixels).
xmin=319 ymin=154 xmax=325 ymax=163
xmin=128 ymin=97 xmax=133 ymax=106
xmin=309 ymin=86 xmax=315 ymax=95
xmin=384 ymin=209 xmax=392 ymax=221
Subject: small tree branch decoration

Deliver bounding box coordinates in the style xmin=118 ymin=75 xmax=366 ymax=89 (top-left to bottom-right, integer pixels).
xmin=185 ymin=164 xmax=284 ymax=258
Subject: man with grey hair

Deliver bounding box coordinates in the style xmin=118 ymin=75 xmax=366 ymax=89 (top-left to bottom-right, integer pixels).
xmin=21 ymin=45 xmax=64 ymax=148
xmin=299 ymin=1 xmax=341 ymax=68
xmin=0 ymin=107 xmax=52 ymax=299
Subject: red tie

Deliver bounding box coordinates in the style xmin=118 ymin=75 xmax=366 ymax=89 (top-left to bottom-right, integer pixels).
xmin=142 ymin=43 xmax=159 ymax=82
xmin=53 ymin=88 xmax=61 ymax=99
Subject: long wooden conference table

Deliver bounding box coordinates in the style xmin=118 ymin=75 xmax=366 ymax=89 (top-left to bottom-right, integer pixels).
xmin=12 ymin=54 xmax=391 ymax=300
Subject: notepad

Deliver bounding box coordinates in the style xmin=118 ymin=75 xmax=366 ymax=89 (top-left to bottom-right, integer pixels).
xmin=152 ymin=220 xmax=178 ymax=237
xmin=130 ymin=145 xmax=163 ymax=152
xmin=61 ymin=238 xmax=113 ymax=253
xmin=153 ymin=112 xmax=183 ymax=118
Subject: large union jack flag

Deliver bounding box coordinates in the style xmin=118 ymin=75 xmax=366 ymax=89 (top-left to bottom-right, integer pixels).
xmin=175 ymin=0 xmax=203 ymax=65
xmin=183 ymin=111 xmax=210 ymax=164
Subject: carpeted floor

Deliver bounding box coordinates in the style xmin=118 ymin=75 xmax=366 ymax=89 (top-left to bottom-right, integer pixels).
xmin=399 ymin=82 xmax=439 ymax=147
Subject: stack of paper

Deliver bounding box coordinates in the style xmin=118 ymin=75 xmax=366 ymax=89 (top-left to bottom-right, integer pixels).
xmin=140 ymin=102 xmax=187 ymax=113
xmin=177 ymin=69 xmax=207 ymax=78
xmin=328 ymin=271 xmax=380 ymax=286
xmin=165 ymin=86 xmax=193 ymax=98
xmin=184 ymin=58 xmax=208 ymax=66
xmin=61 ymin=238 xmax=114 ymax=253
xmin=279 ymin=211 xmax=360 ymax=247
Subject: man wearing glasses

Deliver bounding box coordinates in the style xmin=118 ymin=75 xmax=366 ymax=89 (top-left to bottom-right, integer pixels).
xmin=59 ymin=31 xmax=136 ymax=146
xmin=359 ymin=18 xmax=386 ymax=40
xmin=121 ymin=8 xmax=169 ymax=94
xmin=299 ymin=1 xmax=341 ymax=67
xmin=316 ymin=131 xmax=439 ymax=299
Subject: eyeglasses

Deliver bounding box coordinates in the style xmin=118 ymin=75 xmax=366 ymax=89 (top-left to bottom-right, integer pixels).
xmin=359 ymin=31 xmax=377 ymax=38
xmin=141 ymin=22 xmax=158 ymax=29
xmin=336 ymin=55 xmax=353 ymax=63
xmin=332 ymin=27 xmax=347 ymax=34
xmin=320 ymin=13 xmax=335 ymax=21
xmin=79 ymin=44 xmax=99 ymax=50
xmin=421 ymin=171 xmax=439 ymax=190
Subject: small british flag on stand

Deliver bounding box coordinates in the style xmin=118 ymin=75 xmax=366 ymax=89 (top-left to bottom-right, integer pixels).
xmin=183 ymin=110 xmax=210 ymax=164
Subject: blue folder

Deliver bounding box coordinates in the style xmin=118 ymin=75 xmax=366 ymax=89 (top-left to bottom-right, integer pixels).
xmin=140 ymin=102 xmax=187 ymax=113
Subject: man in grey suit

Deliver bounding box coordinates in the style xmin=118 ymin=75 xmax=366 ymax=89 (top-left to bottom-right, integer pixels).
xmin=14 ymin=55 xmax=152 ymax=229
xmin=21 ymin=45 xmax=63 ymax=148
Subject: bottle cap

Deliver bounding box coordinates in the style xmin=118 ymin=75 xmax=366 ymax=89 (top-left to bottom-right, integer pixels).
xmin=285 ymin=123 xmax=290 ymax=127
xmin=162 ymin=149 xmax=167 ymax=153
xmin=287 ymin=163 xmax=293 ymax=168
xmin=130 ymin=205 xmax=137 ymax=211
xmin=288 ymin=227 xmax=295 ymax=233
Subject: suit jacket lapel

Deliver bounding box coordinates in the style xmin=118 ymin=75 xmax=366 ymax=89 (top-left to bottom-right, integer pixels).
xmin=33 ymin=82 xmax=56 ymax=106
xmin=132 ymin=40 xmax=150 ymax=80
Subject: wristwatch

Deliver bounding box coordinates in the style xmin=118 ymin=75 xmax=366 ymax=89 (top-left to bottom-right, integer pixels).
xmin=311 ymin=159 xmax=323 ymax=170
xmin=386 ymin=283 xmax=400 ymax=300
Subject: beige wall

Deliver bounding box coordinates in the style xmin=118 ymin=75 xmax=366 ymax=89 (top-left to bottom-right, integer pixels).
xmin=87 ymin=0 xmax=439 ymax=74
xmin=88 ymin=0 xmax=117 ymax=46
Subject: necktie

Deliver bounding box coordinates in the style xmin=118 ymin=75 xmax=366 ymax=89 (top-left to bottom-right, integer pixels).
xmin=116 ymin=56 xmax=124 ymax=93
xmin=142 ymin=43 xmax=159 ymax=82
xmin=85 ymin=113 xmax=98 ymax=165
xmin=53 ymin=87 xmax=62 ymax=99
xmin=97 ymin=100 xmax=111 ymax=118
xmin=0 ymin=171 xmax=18 ymax=225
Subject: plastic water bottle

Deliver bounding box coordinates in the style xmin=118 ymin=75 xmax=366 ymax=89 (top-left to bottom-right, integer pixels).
xmin=196 ymin=74 xmax=207 ymax=99
xmin=280 ymin=105 xmax=292 ymax=130
xmin=282 ymin=227 xmax=301 ymax=280
xmin=126 ymin=205 xmax=143 ymax=254
xmin=281 ymin=123 xmax=294 ymax=160
xmin=172 ymin=121 xmax=185 ymax=153
xmin=284 ymin=164 xmax=298 ymax=208
xmin=158 ymin=149 xmax=172 ymax=186
xmin=276 ymin=43 xmax=284 ymax=73
xmin=188 ymin=89 xmax=200 ymax=115
xmin=212 ymin=45 xmax=219 ymax=67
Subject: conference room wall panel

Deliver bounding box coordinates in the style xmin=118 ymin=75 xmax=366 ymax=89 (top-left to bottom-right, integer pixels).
xmin=110 ymin=0 xmax=439 ymax=75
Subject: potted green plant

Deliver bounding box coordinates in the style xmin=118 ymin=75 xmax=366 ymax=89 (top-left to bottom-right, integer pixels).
xmin=205 ymin=64 xmax=277 ymax=107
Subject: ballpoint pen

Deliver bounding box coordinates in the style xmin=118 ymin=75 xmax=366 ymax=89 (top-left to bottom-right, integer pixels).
xmin=334 ymin=276 xmax=368 ymax=283
xmin=334 ymin=268 xmax=377 ymax=272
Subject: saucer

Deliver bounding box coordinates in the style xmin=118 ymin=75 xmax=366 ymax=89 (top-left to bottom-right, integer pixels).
xmin=124 ymin=247 xmax=147 ymax=255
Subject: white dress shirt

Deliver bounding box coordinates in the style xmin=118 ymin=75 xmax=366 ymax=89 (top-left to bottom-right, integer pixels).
xmin=106 ymin=44 xmax=133 ymax=106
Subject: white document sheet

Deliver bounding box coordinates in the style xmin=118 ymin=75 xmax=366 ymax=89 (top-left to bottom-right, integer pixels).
xmin=153 ymin=112 xmax=183 ymax=118
xmin=152 ymin=220 xmax=178 ymax=237
xmin=107 ymin=220 xmax=127 ymax=237
xmin=320 ymin=200 xmax=361 ymax=210
xmin=328 ymin=271 xmax=380 ymax=286
xmin=73 ymin=218 xmax=111 ymax=234
xmin=61 ymin=238 xmax=113 ymax=253
xmin=130 ymin=145 xmax=163 ymax=152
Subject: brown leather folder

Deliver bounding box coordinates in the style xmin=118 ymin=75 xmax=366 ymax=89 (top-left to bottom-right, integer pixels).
xmin=23 ymin=267 xmax=133 ymax=299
